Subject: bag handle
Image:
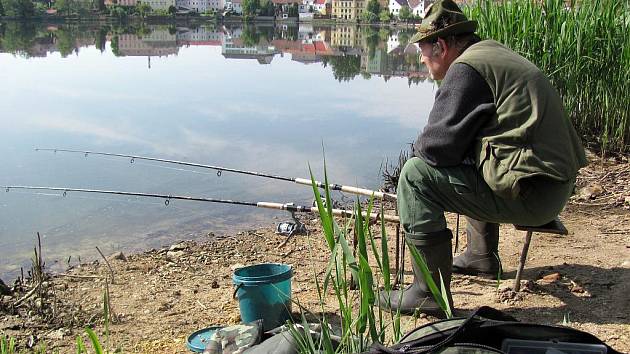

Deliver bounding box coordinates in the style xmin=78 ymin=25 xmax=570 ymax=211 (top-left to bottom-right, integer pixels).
xmin=423 ymin=306 xmax=517 ymax=353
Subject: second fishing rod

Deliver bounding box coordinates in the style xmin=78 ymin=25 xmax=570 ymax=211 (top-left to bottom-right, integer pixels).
xmin=36 ymin=148 xmax=397 ymax=201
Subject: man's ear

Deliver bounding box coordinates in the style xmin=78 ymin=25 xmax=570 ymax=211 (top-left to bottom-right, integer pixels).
xmin=437 ymin=38 xmax=448 ymax=58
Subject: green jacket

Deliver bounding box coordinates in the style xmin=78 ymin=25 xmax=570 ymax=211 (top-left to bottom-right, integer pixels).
xmin=453 ymin=40 xmax=587 ymax=199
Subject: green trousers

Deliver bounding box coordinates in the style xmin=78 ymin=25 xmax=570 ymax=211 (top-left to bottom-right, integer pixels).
xmin=398 ymin=157 xmax=575 ymax=240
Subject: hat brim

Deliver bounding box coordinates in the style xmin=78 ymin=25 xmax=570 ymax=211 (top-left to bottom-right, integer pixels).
xmin=410 ymin=20 xmax=478 ymax=44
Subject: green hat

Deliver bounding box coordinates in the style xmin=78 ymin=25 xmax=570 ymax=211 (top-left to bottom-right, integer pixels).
xmin=410 ymin=0 xmax=478 ymax=44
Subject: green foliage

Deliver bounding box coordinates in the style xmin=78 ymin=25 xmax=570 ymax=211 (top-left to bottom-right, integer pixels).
xmin=287 ymin=2 xmax=297 ymax=17
xmin=259 ymin=0 xmax=274 ymax=16
xmin=406 ymin=240 xmax=452 ymax=318
xmin=0 ymin=21 xmax=37 ymax=57
xmin=241 ymin=24 xmax=261 ymax=46
xmin=378 ymin=9 xmax=390 ymax=22
xmin=328 ymin=54 xmax=361 ymax=82
xmin=242 ymin=0 xmax=259 ymax=17
xmin=1 ymin=337 xmax=16 ymax=354
xmin=0 ymin=0 xmax=5 ymax=16
xmin=397 ymin=5 xmax=410 ymax=21
xmin=110 ymin=35 xmax=121 ymax=56
xmin=53 ymin=0 xmax=92 ymax=16
xmin=1 ymin=0 xmax=34 ymax=18
xmin=466 ymin=0 xmax=629 ymax=153
xmin=361 ymin=10 xmax=378 ymax=23
xmin=291 ymin=160 xmax=451 ymax=352
xmin=167 ymin=4 xmax=176 ymax=14
xmin=365 ymin=0 xmax=379 ymax=15
xmin=135 ymin=1 xmax=151 ymax=17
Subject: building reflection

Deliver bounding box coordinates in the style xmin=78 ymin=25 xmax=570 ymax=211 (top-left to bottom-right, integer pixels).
xmin=0 ymin=22 xmax=429 ymax=81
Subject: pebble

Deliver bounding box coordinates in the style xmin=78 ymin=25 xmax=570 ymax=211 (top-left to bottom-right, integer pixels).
xmin=170 ymin=243 xmax=188 ymax=251
xmin=541 ymin=272 xmax=561 ymax=283
xmin=166 ymin=251 xmax=185 ymax=262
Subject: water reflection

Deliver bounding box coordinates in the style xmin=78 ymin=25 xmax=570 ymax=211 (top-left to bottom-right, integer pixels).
xmin=0 ymin=22 xmax=429 ymax=83
xmin=0 ymin=21 xmax=435 ymax=279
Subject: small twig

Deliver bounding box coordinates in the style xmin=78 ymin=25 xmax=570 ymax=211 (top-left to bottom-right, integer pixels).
xmin=196 ymin=300 xmax=208 ymax=310
xmin=14 ymin=282 xmax=42 ymax=307
xmin=600 ymin=229 xmax=630 ymax=235
xmin=96 ymin=246 xmax=115 ymax=284
xmin=278 ymin=234 xmax=294 ymax=248
xmin=54 ymin=273 xmax=103 ymax=280
xmin=281 ymin=249 xmax=295 ymax=259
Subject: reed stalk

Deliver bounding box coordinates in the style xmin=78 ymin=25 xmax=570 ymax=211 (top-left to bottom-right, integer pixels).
xmin=466 ymin=0 xmax=629 ymax=154
xmin=289 ymin=161 xmax=451 ymax=352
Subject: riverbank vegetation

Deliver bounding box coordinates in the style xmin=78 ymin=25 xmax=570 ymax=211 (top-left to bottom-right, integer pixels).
xmin=467 ymin=0 xmax=629 ymax=154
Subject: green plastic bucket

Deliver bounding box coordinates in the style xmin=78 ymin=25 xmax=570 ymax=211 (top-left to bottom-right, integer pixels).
xmin=233 ymin=263 xmax=293 ymax=331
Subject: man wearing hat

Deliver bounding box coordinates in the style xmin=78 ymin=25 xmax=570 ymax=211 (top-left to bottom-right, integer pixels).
xmin=379 ymin=0 xmax=587 ymax=315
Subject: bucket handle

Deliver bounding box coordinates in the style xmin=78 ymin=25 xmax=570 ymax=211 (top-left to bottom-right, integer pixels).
xmin=232 ymin=283 xmax=244 ymax=300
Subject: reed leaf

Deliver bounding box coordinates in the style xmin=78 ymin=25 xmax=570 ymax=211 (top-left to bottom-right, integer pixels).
xmin=405 ymin=239 xmax=451 ymax=318
xmin=85 ymin=327 xmax=104 ymax=354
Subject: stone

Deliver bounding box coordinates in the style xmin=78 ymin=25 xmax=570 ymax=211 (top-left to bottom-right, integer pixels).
xmin=541 ymin=272 xmax=561 ymax=283
xmin=108 ymin=252 xmax=127 ymax=262
xmin=166 ymin=251 xmax=185 ymax=262
xmin=0 ymin=278 xmax=11 ymax=296
xmin=169 ymin=243 xmax=188 ymax=251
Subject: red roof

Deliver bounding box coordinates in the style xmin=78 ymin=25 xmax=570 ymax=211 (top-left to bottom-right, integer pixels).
xmin=314 ymin=0 xmax=326 ymax=4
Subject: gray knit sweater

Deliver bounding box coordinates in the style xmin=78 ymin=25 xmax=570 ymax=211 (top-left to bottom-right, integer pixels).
xmin=413 ymin=63 xmax=496 ymax=167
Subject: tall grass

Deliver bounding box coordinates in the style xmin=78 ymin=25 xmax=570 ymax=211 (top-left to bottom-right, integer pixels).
xmin=287 ymin=162 xmax=451 ymax=352
xmin=466 ymin=0 xmax=629 ymax=154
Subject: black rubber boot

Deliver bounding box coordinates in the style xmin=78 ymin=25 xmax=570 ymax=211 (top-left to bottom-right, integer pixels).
xmin=378 ymin=229 xmax=453 ymax=317
xmin=452 ymin=218 xmax=502 ymax=279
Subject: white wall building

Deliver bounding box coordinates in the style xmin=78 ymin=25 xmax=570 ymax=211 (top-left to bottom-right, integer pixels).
xmin=224 ymin=0 xmax=242 ymax=13
xmin=140 ymin=0 xmax=175 ymax=10
xmin=388 ymin=0 xmax=406 ymax=17
xmin=176 ymin=0 xmax=224 ymax=12
xmin=408 ymin=0 xmax=431 ymax=17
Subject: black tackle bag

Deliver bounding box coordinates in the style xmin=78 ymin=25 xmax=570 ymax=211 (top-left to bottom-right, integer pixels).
xmin=363 ymin=306 xmax=622 ymax=354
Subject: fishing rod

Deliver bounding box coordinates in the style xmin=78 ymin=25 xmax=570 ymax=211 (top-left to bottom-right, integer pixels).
xmin=2 ymin=185 xmax=400 ymax=223
xmin=35 ymin=148 xmax=397 ymax=201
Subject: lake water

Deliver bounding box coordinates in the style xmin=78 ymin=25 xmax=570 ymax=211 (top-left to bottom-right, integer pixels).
xmin=0 ymin=22 xmax=436 ymax=279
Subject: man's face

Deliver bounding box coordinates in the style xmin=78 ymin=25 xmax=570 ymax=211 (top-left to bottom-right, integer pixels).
xmin=419 ymin=41 xmax=448 ymax=80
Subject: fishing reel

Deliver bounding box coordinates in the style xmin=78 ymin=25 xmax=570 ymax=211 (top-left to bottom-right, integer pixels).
xmin=275 ymin=206 xmax=308 ymax=237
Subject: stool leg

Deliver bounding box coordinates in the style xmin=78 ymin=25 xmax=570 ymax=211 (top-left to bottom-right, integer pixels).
xmin=513 ymin=231 xmax=533 ymax=292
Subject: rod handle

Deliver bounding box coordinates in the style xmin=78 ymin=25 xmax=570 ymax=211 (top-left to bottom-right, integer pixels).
xmin=294 ymin=178 xmax=397 ymax=201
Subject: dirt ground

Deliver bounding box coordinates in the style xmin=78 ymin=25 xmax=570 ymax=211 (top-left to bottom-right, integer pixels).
xmin=1 ymin=154 xmax=629 ymax=353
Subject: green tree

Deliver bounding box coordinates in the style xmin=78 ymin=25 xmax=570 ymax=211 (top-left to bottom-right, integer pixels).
xmin=361 ymin=10 xmax=377 ymax=22
xmin=328 ymin=54 xmax=361 ymax=82
xmin=110 ymin=34 xmax=121 ymax=56
xmin=379 ymin=9 xmax=390 ymax=22
xmin=95 ymin=27 xmax=108 ymax=52
xmin=0 ymin=0 xmax=5 ymax=16
xmin=242 ymin=0 xmax=259 ymax=17
xmin=2 ymin=0 xmax=35 ymax=17
xmin=96 ymin=0 xmax=105 ymax=11
xmin=398 ymin=5 xmax=410 ymax=21
xmin=397 ymin=29 xmax=411 ymax=46
xmin=287 ymin=2 xmax=297 ymax=17
xmin=260 ymin=0 xmax=273 ymax=16
xmin=241 ymin=24 xmax=260 ymax=46
xmin=136 ymin=1 xmax=151 ymax=17
xmin=366 ymin=0 xmax=379 ymax=15
xmin=1 ymin=22 xmax=36 ymax=56
xmin=168 ymin=4 xmax=176 ymax=14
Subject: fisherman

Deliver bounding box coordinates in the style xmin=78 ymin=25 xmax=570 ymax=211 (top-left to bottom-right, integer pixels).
xmin=379 ymin=0 xmax=587 ymax=315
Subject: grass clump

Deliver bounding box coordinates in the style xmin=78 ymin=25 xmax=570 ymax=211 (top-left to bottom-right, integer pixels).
xmin=287 ymin=160 xmax=451 ymax=352
xmin=466 ymin=0 xmax=629 ymax=154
